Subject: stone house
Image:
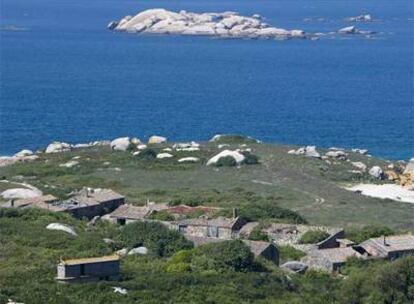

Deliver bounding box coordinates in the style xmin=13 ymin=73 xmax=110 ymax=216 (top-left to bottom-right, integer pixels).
xmin=358 ymin=234 xmax=414 ymax=260
xmin=108 ymin=202 xmax=169 ymax=225
xmin=48 ymin=189 xmax=125 ymax=219
xmin=302 ymin=247 xmax=362 ymax=272
xmin=176 ymin=215 xmax=247 ymax=239
xmin=56 ymin=255 xmax=120 ymax=283
xmin=243 ymin=240 xmax=279 ymax=265
xmin=183 ymin=235 xmax=279 ymax=264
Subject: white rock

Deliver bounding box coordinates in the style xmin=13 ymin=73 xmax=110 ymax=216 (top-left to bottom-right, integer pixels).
xmin=352 ymin=162 xmax=367 ymax=171
xmin=148 ymin=135 xmax=167 ymax=144
xmin=131 ymin=137 xmax=141 ymax=145
xmin=163 ymin=148 xmax=173 ymax=152
xmin=113 ymin=287 xmax=128 ymax=295
xmin=183 ymin=24 xmax=216 ymax=35
xmin=116 ymin=248 xmax=129 ymax=257
xmin=14 ymin=149 xmax=33 ymax=157
xmin=45 ymin=142 xmax=71 ymax=153
xmin=257 ymin=27 xmax=289 ymax=36
xmin=128 ymin=246 xmax=148 ymax=255
xmin=347 ymin=14 xmax=372 ymax=22
xmin=157 ymin=153 xmax=173 ymax=159
xmin=178 ymin=157 xmax=200 ymax=163
xmin=338 ymin=26 xmax=357 ymax=34
xmin=46 ymin=223 xmax=77 ymax=236
xmin=1 ymin=188 xmax=42 ymax=200
xmin=351 ymin=148 xmax=368 ymax=155
xmin=59 ymin=160 xmax=79 ymax=168
xmin=369 ymin=166 xmax=384 ymax=179
xmin=137 ymin=144 xmax=148 ymax=150
xmin=325 ymin=150 xmax=347 ymax=160
xmin=207 ymin=150 xmax=245 ymax=166
xmin=304 ymin=146 xmax=321 ymax=158
xmin=403 ymin=158 xmax=414 ymax=174
xmin=110 ymin=137 xmax=131 ymax=151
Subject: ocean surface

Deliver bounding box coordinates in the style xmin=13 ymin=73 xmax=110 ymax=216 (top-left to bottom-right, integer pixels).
xmin=1 ymin=0 xmax=413 ymax=159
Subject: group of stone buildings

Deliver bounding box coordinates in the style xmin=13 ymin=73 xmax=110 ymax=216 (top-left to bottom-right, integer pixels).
xmin=3 ymin=188 xmax=413 ymax=281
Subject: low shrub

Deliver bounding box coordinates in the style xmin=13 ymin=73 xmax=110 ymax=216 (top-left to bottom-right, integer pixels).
xmin=346 ymin=225 xmax=395 ymax=243
xmin=299 ymin=230 xmax=330 ymax=244
xmin=215 ymin=156 xmax=237 ymax=167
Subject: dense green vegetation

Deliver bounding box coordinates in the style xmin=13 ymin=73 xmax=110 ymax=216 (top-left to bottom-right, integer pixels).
xmin=299 ymin=230 xmax=330 ymax=244
xmin=346 ymin=225 xmax=396 ymax=244
xmin=0 ymin=209 xmax=413 ymax=304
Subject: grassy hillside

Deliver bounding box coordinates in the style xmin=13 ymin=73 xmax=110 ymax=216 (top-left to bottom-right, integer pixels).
xmin=1 ymin=140 xmax=413 ymax=229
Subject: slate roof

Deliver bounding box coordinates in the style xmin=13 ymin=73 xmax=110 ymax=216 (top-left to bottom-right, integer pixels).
xmin=316 ymin=247 xmax=362 ymax=263
xmin=60 ymin=255 xmax=120 ymax=266
xmin=11 ymin=195 xmax=57 ymax=208
xmin=178 ymin=216 xmax=241 ymax=229
xmin=360 ymin=234 xmax=414 ymax=257
xmin=110 ymin=204 xmax=151 ymax=220
xmin=49 ymin=189 xmax=124 ymax=210
xmin=242 ymin=240 xmax=275 ymax=257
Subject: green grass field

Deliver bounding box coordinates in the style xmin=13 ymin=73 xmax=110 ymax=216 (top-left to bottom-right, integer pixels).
xmin=1 ymin=140 xmax=413 ymax=229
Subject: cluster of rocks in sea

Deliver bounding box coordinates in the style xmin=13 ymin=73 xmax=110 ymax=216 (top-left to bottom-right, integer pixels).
xmin=108 ymin=8 xmax=307 ymax=39
xmin=108 ymin=9 xmax=377 ymax=40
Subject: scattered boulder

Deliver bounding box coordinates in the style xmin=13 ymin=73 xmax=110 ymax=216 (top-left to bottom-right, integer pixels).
xmin=352 ymin=162 xmax=367 ymax=171
xmin=128 ymin=246 xmax=148 ymax=255
xmin=207 ymin=150 xmax=245 ymax=166
xmin=325 ymin=150 xmax=347 ymax=160
xmin=103 ymin=238 xmax=115 ymax=244
xmin=14 ymin=149 xmax=33 ymax=157
xmin=352 ymin=148 xmax=368 ymax=155
xmin=1 ymin=188 xmax=42 ymax=200
xmin=131 ymin=137 xmax=141 ymax=145
xmin=157 ymin=153 xmax=173 ymax=159
xmin=369 ymin=166 xmax=384 ymax=179
xmin=45 ymin=142 xmax=71 ymax=153
xmin=288 ymin=146 xmax=321 ymax=158
xmin=59 ymin=160 xmax=79 ymax=168
xmin=178 ymin=157 xmax=200 ymax=163
xmin=137 ymin=144 xmax=148 ymax=150
xmin=110 ymin=137 xmax=131 ymax=151
xmin=116 ymin=248 xmax=129 ymax=257
xmin=148 ymin=135 xmax=167 ymax=144
xmin=347 ymin=14 xmax=372 ymax=22
xmin=46 ymin=223 xmax=77 ymax=236
xmin=403 ymin=158 xmax=414 ymax=175
xmin=338 ymin=26 xmax=357 ymax=34
xmin=281 ymin=261 xmax=308 ymax=274
xmin=113 ymin=287 xmax=128 ymax=295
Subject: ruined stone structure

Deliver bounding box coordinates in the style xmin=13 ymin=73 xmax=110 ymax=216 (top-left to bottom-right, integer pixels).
xmin=176 ymin=215 xmax=246 ymax=239
xmin=359 ymin=234 xmax=414 ymax=260
xmin=56 ymin=255 xmax=120 ymax=283
xmin=302 ymin=247 xmax=362 ymax=272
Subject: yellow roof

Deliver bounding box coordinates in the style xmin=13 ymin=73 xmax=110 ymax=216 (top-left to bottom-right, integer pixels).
xmin=61 ymin=254 xmax=119 ymax=266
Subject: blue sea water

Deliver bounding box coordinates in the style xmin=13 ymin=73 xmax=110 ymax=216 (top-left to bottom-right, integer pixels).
xmin=1 ymin=0 xmax=413 ymax=159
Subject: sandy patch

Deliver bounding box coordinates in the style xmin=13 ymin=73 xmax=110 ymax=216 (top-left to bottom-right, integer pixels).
xmin=346 ymin=183 xmax=414 ymax=204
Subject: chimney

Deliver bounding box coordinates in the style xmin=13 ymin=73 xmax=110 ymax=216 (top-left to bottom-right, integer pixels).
xmin=232 ymin=208 xmax=238 ymax=219
xmin=383 ymin=235 xmax=389 ymax=246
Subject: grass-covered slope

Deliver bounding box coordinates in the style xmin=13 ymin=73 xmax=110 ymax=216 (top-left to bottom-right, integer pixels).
xmin=0 ymin=140 xmax=413 ymax=229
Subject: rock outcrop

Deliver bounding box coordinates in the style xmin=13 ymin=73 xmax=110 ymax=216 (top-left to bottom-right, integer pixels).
xmin=148 ymin=135 xmax=167 ymax=144
xmin=46 ymin=223 xmax=77 ymax=236
xmin=110 ymin=137 xmax=131 ymax=151
xmin=109 ymin=9 xmax=307 ymax=40
xmin=178 ymin=157 xmax=200 ymax=163
xmin=1 ymin=188 xmax=42 ymax=200
xmin=45 ymin=142 xmax=71 ymax=153
xmin=369 ymin=166 xmax=384 ymax=179
xmin=346 ymin=14 xmax=372 ymax=22
xmin=207 ymin=150 xmax=245 ymax=166
xmin=288 ymin=146 xmax=321 ymax=158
